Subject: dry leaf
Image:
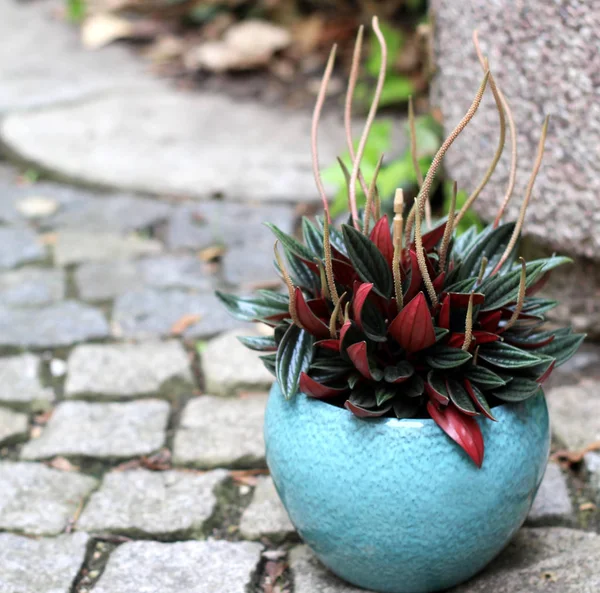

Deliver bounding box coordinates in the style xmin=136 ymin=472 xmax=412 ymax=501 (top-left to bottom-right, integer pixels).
xmin=40 ymin=233 xmax=58 ymax=246
xmin=551 ymin=440 xmax=600 ymax=465
xmin=579 ymin=502 xmax=596 ymax=512
xmin=170 ymin=313 xmax=202 ymax=335
xmin=48 ymin=457 xmax=79 ymax=472
xmin=198 ymin=245 xmax=226 ymax=262
xmin=230 ymin=468 xmax=269 ymax=486
xmin=34 ymin=410 xmax=54 ymax=425
xmin=82 ymin=14 xmax=133 ymax=49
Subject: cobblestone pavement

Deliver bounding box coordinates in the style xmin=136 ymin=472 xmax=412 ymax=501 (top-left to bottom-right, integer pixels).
xmin=2 ymin=1 xmax=600 ymax=592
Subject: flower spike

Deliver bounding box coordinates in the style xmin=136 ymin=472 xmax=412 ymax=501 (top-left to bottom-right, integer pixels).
xmin=409 ymin=96 xmax=431 ymax=228
xmin=273 ymin=241 xmax=302 ymax=329
xmin=329 ymin=292 xmax=346 ymax=338
xmin=504 ymin=258 xmax=527 ymax=331
xmin=322 ymin=216 xmax=340 ymax=306
xmin=392 ymin=189 xmax=404 ymax=312
xmin=363 ymin=154 xmax=385 ymax=235
xmin=438 ymin=180 xmax=457 ymax=272
xmin=462 ymin=293 xmax=475 ymax=351
xmin=414 ymin=198 xmax=438 ymax=307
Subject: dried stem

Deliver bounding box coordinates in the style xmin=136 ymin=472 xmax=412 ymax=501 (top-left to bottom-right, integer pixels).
xmin=437 ymin=180 xmax=457 ymax=272
xmin=492 ymin=116 xmax=549 ymax=275
xmin=311 ymin=44 xmax=337 ymax=223
xmin=409 ymin=96 xmax=431 ymax=227
xmin=274 ymin=241 xmax=302 ymax=328
xmin=322 ymin=216 xmax=340 ymax=305
xmin=493 ymin=89 xmax=517 ymax=227
xmin=344 ymin=25 xmax=370 ymax=198
xmin=392 ymin=189 xmax=404 ymax=311
xmin=504 ymin=258 xmax=526 ymax=331
xmin=453 ymin=48 xmax=506 ymax=229
xmin=405 ymin=70 xmax=490 ymax=244
xmin=462 ymin=292 xmax=475 ymax=351
xmin=329 ymin=292 xmax=346 ymax=338
xmin=363 ymin=154 xmax=384 ymax=234
xmin=348 ymin=17 xmax=387 ymax=230
xmin=414 ymin=198 xmax=438 ymax=307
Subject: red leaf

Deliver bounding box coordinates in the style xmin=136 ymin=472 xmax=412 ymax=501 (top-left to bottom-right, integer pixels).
xmin=339 ymin=320 xmax=352 ymax=344
xmin=537 ymin=359 xmax=556 ymax=384
xmin=332 ymin=259 xmax=358 ymax=287
xmin=464 ymin=379 xmax=497 ymax=421
xmin=300 ymin=373 xmax=347 ymax=399
xmin=473 ymin=331 xmax=501 ymax=345
xmin=421 ymin=220 xmax=447 ymax=251
xmin=263 ymin=312 xmax=291 ymax=325
xmin=294 ymin=288 xmax=330 ymax=339
xmin=433 ymin=271 xmax=446 ymax=293
xmin=479 ymin=310 xmax=502 ymax=333
xmin=307 ymin=298 xmax=330 ymax=318
xmin=438 ymin=295 xmax=450 ymax=329
xmin=314 ymin=339 xmax=340 ymax=351
xmin=369 ymin=215 xmax=393 ymax=267
xmin=346 ymin=341 xmax=380 ymax=380
xmin=425 ymin=382 xmax=449 ymax=405
xmin=448 ymin=292 xmax=485 ymax=307
xmin=352 ymin=283 xmax=373 ymax=331
xmin=427 ymin=401 xmax=485 ymax=467
xmin=344 ymin=400 xmax=390 ymax=418
xmin=404 ymin=250 xmax=422 ymax=302
xmin=447 ymin=333 xmax=466 ymax=349
xmin=388 ymin=292 xmax=436 ymax=352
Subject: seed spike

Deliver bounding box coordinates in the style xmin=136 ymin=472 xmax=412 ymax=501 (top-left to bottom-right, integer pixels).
xmin=454 ymin=47 xmax=506 ymax=229
xmin=409 ymin=96 xmax=431 ymax=228
xmin=311 ymin=44 xmax=337 ymax=223
xmin=405 ymin=69 xmax=490 ymax=245
xmin=343 ymin=301 xmax=350 ymax=324
xmin=414 ymin=198 xmax=438 ymax=307
xmin=273 ymin=241 xmax=302 ymax=329
xmin=322 ymin=216 xmax=340 ymax=306
xmin=493 ymin=89 xmax=517 ymax=227
xmin=393 ymin=189 xmax=404 ymax=311
xmin=373 ymin=186 xmax=381 ymax=221
xmin=344 ymin=25 xmax=370 ymax=199
xmin=348 ymin=17 xmax=387 ymax=230
xmin=462 ymin=292 xmax=475 ymax=351
xmin=329 ymin=292 xmax=346 ymax=338
xmin=315 ymin=258 xmax=330 ymax=300
xmin=438 ymin=180 xmax=457 ymax=272
xmin=492 ymin=115 xmax=549 ymax=275
xmin=476 ymin=256 xmax=489 ymax=285
xmin=504 ymin=258 xmax=527 ymax=331
xmin=363 ymin=154 xmax=384 ymax=234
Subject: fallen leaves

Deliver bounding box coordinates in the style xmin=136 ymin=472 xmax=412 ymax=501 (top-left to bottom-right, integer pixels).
xmin=551 ymin=440 xmax=600 ymax=466
xmin=170 ymin=313 xmax=202 ymax=335
xmin=230 ymin=468 xmax=269 ymax=487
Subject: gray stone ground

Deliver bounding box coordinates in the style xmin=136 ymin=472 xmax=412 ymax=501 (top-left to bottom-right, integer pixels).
xmin=0 ymin=1 xmax=598 ymax=592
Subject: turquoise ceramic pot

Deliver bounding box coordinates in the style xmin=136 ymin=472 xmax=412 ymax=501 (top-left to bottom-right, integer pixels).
xmin=264 ymin=382 xmax=550 ymax=593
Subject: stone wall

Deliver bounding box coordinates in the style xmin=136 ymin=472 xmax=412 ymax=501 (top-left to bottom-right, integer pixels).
xmin=430 ymin=0 xmax=600 ymax=336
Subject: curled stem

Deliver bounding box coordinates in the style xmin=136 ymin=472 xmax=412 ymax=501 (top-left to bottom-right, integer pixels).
xmin=462 ymin=292 xmax=474 ymax=351
xmin=363 ymin=154 xmax=385 ymax=234
xmin=393 ymin=189 xmax=404 ymax=312
xmin=348 ymin=17 xmax=387 ymax=230
xmin=504 ymin=258 xmax=527 ymax=331
xmin=493 ymin=89 xmax=517 ymax=227
xmin=492 ymin=116 xmax=549 ymax=275
xmin=438 ymin=180 xmax=457 ymax=272
xmin=311 ymin=44 xmax=337 ymax=223
xmin=405 ymin=69 xmax=490 ymax=244
xmin=274 ymin=241 xmax=302 ymax=328
xmin=329 ymin=292 xmax=346 ymax=338
xmin=414 ymin=198 xmax=438 ymax=307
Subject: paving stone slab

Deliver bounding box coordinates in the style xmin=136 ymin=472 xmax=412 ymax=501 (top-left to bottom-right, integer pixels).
xmin=112 ymin=288 xmax=239 ymax=339
xmin=0 ymin=407 xmax=28 ymax=446
xmin=546 ymin=380 xmax=600 ymax=450
xmin=65 ymin=341 xmax=193 ymax=399
xmin=93 ymin=539 xmax=263 ymax=593
xmin=527 ymin=462 xmax=574 ymax=524
xmin=0 ymin=354 xmax=54 ymax=411
xmin=584 ymin=452 xmax=600 ymax=502
xmin=0 ymin=532 xmax=90 ymax=593
xmin=0 ymin=227 xmax=45 ymax=269
xmin=54 ymin=230 xmax=162 ymax=266
xmin=173 ymin=394 xmax=266 ymax=468
xmin=201 ymin=329 xmax=274 ymax=396
xmin=20 ymin=400 xmax=169 ymax=460
xmin=0 ymin=461 xmax=98 ymax=535
xmin=75 ymin=255 xmax=212 ymax=301
xmin=77 ymin=468 xmax=227 ymax=536
xmin=239 ymin=475 xmax=295 ymax=541
xmin=0 ymin=300 xmax=109 ymax=348
xmin=0 ymin=267 xmax=64 ymax=307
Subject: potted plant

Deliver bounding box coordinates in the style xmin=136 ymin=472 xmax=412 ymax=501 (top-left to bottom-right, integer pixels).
xmin=218 ymin=19 xmax=584 ymax=593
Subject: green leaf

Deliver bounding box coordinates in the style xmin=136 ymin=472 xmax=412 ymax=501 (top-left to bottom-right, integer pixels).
xmin=479 ymin=262 xmax=543 ymax=312
xmin=425 ymin=346 xmax=472 ymax=369
xmin=302 ymin=217 xmax=324 ymax=259
xmin=315 ymin=216 xmax=348 ymax=256
xmin=465 ymin=365 xmax=506 ymax=389
xmin=393 ymin=398 xmax=421 ymax=419
xmin=403 ymin=373 xmax=425 ymax=397
xmin=216 ymin=291 xmax=288 ymax=322
xmin=534 ymin=332 xmax=585 ymax=367
xmin=478 ymin=342 xmax=542 ymax=369
xmin=259 ymin=353 xmax=277 ymax=375
xmin=361 ymin=300 xmax=388 ymax=343
xmin=434 ymin=327 xmax=449 ymax=342
xmin=266 ymin=223 xmax=314 ymax=262
xmin=378 ymin=76 xmax=414 ymax=107
xmin=237 ymin=335 xmax=277 ymax=352
xmin=282 ymin=251 xmax=316 ymax=291
xmin=446 ymin=379 xmax=477 ymax=415
xmin=521 ymin=298 xmax=558 ymax=317
xmin=275 ymin=325 xmax=314 ymax=400
xmin=376 ymin=384 xmax=397 ymax=406
xmin=384 ymin=361 xmax=414 ymax=383
xmin=493 ymin=377 xmax=541 ymax=402
xmin=342 ymin=224 xmax=393 ymax=297
xmin=467 ymin=382 xmax=496 ymax=420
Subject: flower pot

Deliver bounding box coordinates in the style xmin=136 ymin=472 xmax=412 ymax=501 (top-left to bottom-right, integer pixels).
xmin=264 ymin=382 xmax=550 ymax=593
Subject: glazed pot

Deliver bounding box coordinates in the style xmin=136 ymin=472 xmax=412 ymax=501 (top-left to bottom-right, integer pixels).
xmin=264 ymin=382 xmax=550 ymax=593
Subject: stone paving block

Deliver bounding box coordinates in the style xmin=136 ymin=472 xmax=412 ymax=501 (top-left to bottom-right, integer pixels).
xmin=239 ymin=476 xmax=295 ymax=541
xmin=92 ymin=539 xmax=263 ymax=593
xmin=65 ymin=341 xmax=193 ymax=399
xmin=0 ymin=354 xmax=54 ymax=411
xmin=0 ymin=227 xmax=45 ymax=269
xmin=112 ymin=288 xmax=239 ymax=339
xmin=0 ymin=461 xmax=97 ymax=535
xmin=0 ymin=532 xmax=89 ymax=593
xmin=75 ymin=255 xmax=212 ymax=301
xmin=201 ymin=329 xmax=274 ymax=396
xmin=21 ymin=400 xmax=169 ymax=460
xmin=0 ymin=406 xmax=28 ymax=446
xmin=0 ymin=267 xmax=64 ymax=307
xmin=527 ymin=462 xmax=574 ymax=524
xmin=54 ymin=230 xmax=162 ymax=266
xmin=546 ymin=380 xmax=600 ymax=450
xmin=173 ymin=394 xmax=266 ymax=468
xmin=0 ymin=300 xmax=109 ymax=348
xmin=77 ymin=468 xmax=227 ymax=536
xmin=584 ymin=452 xmax=600 ymax=503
